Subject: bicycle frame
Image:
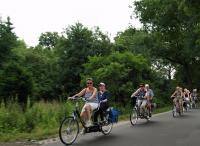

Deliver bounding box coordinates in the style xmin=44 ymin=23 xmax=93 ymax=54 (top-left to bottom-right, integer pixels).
xmin=71 ymin=100 xmax=88 ymax=128
xmin=135 ymin=99 xmax=150 ymax=118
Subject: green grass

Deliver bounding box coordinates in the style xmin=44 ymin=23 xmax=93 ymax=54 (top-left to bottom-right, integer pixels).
xmin=0 ymin=102 xmax=171 ymax=142
xmin=0 ymin=101 xmax=73 ymax=142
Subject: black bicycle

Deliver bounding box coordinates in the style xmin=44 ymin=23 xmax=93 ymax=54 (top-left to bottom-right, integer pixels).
xmin=130 ymin=96 xmax=150 ymax=126
xmin=59 ymin=97 xmax=113 ymax=145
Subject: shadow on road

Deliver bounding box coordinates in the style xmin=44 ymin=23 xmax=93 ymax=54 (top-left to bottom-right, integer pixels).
xmin=74 ymin=134 xmax=118 ymax=146
xmin=131 ymin=120 xmax=163 ymax=127
xmin=175 ymin=113 xmax=194 ymax=119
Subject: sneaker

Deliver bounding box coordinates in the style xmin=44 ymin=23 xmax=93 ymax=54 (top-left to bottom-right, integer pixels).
xmin=85 ymin=120 xmax=92 ymax=127
xmin=80 ymin=128 xmax=85 ymax=135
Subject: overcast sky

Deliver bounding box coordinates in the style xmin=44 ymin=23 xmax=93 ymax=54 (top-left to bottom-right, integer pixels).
xmin=0 ymin=0 xmax=141 ymax=46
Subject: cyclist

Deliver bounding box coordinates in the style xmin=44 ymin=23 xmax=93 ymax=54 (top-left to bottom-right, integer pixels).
xmin=191 ymin=89 xmax=198 ymax=108
xmin=94 ymin=82 xmax=111 ymax=123
xmin=183 ymin=88 xmax=190 ymax=109
xmin=171 ymin=86 xmax=183 ymax=113
xmin=69 ymin=78 xmax=98 ymax=127
xmin=131 ymin=83 xmax=146 ymax=115
xmin=145 ymin=84 xmax=154 ymax=117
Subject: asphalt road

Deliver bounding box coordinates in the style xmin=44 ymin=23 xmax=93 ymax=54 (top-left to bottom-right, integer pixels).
xmin=42 ymin=109 xmax=200 ymax=146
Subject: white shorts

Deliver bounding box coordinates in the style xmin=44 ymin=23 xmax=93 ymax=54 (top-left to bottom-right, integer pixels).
xmin=81 ymin=102 xmax=99 ymax=112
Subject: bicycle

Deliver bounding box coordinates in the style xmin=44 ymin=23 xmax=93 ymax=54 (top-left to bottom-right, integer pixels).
xmin=59 ymin=97 xmax=113 ymax=145
xmin=183 ymin=97 xmax=190 ymax=112
xmin=172 ymin=97 xmax=182 ymax=117
xmin=130 ymin=96 xmax=150 ymax=126
xmin=191 ymin=97 xmax=198 ymax=109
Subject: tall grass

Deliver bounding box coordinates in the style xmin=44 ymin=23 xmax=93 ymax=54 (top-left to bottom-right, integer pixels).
xmin=0 ymin=100 xmax=170 ymax=142
xmin=0 ymin=101 xmax=73 ymax=142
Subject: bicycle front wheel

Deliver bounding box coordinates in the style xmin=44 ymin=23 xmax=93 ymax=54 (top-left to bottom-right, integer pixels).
xmin=59 ymin=116 xmax=79 ymax=145
xmin=130 ymin=108 xmax=138 ymax=126
xmin=172 ymin=106 xmax=176 ymax=118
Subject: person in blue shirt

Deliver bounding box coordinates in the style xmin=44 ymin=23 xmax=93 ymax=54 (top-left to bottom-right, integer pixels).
xmin=94 ymin=82 xmax=111 ymax=123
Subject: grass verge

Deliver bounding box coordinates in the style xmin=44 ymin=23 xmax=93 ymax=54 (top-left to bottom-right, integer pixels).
xmin=0 ymin=104 xmax=171 ymax=142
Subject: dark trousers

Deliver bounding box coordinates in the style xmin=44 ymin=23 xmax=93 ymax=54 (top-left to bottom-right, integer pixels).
xmin=94 ymin=102 xmax=109 ymax=123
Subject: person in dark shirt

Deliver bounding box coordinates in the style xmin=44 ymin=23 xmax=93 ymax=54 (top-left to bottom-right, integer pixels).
xmin=94 ymin=82 xmax=111 ymax=123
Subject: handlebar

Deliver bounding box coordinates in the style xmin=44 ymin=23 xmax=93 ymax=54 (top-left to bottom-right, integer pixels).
xmin=68 ymin=96 xmax=87 ymax=102
xmin=132 ymin=95 xmax=146 ymax=99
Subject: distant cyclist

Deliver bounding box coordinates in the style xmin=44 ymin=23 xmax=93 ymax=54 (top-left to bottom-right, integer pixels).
xmin=145 ymin=84 xmax=154 ymax=117
xmin=191 ymin=89 xmax=198 ymax=108
xmin=171 ymin=86 xmax=183 ymax=113
xmin=183 ymin=88 xmax=190 ymax=109
xmin=131 ymin=83 xmax=146 ymax=115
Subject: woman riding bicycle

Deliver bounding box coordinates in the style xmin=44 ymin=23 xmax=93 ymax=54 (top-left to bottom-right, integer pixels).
xmin=69 ymin=78 xmax=98 ymax=127
xmin=183 ymin=88 xmax=190 ymax=109
xmin=171 ymin=86 xmax=183 ymax=113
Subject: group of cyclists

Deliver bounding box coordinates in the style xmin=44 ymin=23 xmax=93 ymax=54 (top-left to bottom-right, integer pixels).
xmin=62 ymin=78 xmax=199 ymax=145
xmin=69 ymin=78 xmax=198 ymax=127
xmin=69 ymin=79 xmax=155 ymax=128
xmin=171 ymin=86 xmax=198 ymax=114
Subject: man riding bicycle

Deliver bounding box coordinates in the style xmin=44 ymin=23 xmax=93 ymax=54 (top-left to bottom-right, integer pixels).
xmin=131 ymin=83 xmax=147 ymax=116
xmin=145 ymin=84 xmax=154 ymax=117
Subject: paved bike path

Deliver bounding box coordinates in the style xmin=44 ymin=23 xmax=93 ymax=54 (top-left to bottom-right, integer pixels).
xmin=42 ymin=109 xmax=200 ymax=146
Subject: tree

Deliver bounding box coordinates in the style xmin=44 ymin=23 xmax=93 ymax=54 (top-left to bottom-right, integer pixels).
xmin=81 ymin=51 xmax=150 ymax=106
xmin=134 ymin=0 xmax=200 ymax=87
xmin=58 ymin=23 xmax=112 ymax=94
xmin=38 ymin=32 xmax=60 ymax=49
xmin=0 ymin=17 xmax=17 ymax=67
xmin=114 ymin=27 xmax=153 ymax=59
xmin=0 ymin=62 xmax=33 ymax=111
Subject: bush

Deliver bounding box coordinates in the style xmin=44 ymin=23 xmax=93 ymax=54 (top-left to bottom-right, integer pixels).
xmin=0 ymin=101 xmax=73 ymax=140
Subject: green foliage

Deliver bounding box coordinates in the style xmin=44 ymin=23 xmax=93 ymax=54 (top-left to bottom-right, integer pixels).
xmin=0 ymin=62 xmax=33 ymax=110
xmin=134 ymin=0 xmax=200 ymax=87
xmin=39 ymin=32 xmax=60 ymax=49
xmin=114 ymin=27 xmax=153 ymax=60
xmin=58 ymin=23 xmax=112 ymax=94
xmin=0 ymin=17 xmax=17 ymax=67
xmin=82 ymin=51 xmax=150 ymax=106
xmin=0 ymin=101 xmax=73 ymax=140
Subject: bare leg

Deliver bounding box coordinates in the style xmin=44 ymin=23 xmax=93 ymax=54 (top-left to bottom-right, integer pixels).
xmin=85 ymin=104 xmax=92 ymax=121
xmin=80 ymin=111 xmax=87 ymax=123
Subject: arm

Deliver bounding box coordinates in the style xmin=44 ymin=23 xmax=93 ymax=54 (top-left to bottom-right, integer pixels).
xmin=73 ymin=88 xmax=86 ymax=98
xmin=131 ymin=89 xmax=140 ymax=97
xmin=171 ymin=91 xmax=176 ymax=98
xmin=101 ymin=91 xmax=111 ymax=103
xmin=150 ymin=89 xmax=154 ymax=100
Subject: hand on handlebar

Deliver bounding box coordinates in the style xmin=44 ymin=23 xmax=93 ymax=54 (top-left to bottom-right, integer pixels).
xmin=68 ymin=96 xmax=75 ymax=100
xmin=68 ymin=95 xmax=79 ymax=100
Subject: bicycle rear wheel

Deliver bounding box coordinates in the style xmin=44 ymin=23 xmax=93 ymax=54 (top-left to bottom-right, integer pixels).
xmin=59 ymin=116 xmax=79 ymax=145
xmin=130 ymin=108 xmax=138 ymax=126
xmin=101 ymin=116 xmax=113 ymax=135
